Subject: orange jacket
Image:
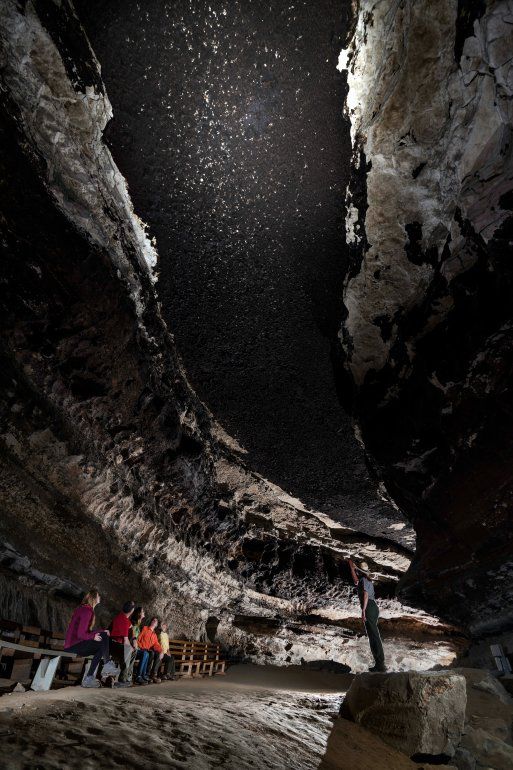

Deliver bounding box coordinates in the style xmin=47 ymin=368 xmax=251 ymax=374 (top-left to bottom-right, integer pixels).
xmin=137 ymin=625 xmax=163 ymax=653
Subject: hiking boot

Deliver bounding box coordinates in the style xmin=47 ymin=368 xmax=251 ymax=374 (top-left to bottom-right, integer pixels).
xmin=81 ymin=675 xmax=101 ymax=688
xmin=114 ymin=680 xmax=132 ymax=688
xmin=136 ymin=676 xmax=148 ymax=685
xmin=152 ymin=676 xmax=162 ymax=684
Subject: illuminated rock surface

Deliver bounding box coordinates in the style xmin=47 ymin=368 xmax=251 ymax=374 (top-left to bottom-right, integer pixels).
xmin=339 ymin=0 xmax=513 ymax=634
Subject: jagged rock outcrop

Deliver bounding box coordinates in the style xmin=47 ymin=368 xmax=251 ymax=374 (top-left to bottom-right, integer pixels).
xmin=0 ymin=0 xmax=459 ymax=668
xmin=339 ymin=0 xmax=513 ymax=633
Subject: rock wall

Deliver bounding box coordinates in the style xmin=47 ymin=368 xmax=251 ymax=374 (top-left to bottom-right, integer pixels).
xmin=0 ymin=0 xmax=458 ymax=669
xmin=339 ymin=0 xmax=513 ymax=633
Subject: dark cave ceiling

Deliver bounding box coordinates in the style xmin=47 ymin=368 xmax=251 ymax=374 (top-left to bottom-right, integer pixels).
xmin=75 ymin=0 xmax=401 ymax=532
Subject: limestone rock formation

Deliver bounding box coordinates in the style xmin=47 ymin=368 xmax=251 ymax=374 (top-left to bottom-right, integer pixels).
xmin=319 ymin=717 xmax=422 ymax=770
xmin=453 ymin=668 xmax=513 ymax=770
xmin=340 ymin=671 xmax=467 ymax=758
xmin=2 ymin=0 xmax=510 ymax=672
xmin=339 ymin=0 xmax=513 ymax=633
xmin=336 ymin=668 xmax=513 ymax=769
xmin=0 ymin=0 xmax=459 ymax=669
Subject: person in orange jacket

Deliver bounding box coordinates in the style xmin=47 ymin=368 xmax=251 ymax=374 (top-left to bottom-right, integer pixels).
xmin=137 ymin=617 xmax=163 ymax=683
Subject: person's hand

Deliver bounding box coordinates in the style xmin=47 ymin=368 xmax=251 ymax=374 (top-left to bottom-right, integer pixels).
xmin=362 ymin=612 xmax=366 ymax=622
xmin=94 ymin=633 xmax=103 ymax=642
xmin=104 ymin=629 xmax=110 ymax=636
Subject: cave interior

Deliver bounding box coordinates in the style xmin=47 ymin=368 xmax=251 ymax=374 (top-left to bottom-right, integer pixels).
xmin=1 ymin=0 xmax=513 ymax=765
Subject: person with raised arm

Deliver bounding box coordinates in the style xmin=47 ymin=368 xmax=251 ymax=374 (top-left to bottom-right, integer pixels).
xmin=347 ymin=558 xmax=386 ymax=672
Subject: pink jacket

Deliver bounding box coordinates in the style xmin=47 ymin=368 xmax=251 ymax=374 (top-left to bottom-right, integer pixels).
xmin=64 ymin=605 xmax=104 ymax=648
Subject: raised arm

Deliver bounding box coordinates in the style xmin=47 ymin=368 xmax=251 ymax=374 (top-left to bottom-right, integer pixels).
xmin=347 ymin=558 xmax=359 ymax=586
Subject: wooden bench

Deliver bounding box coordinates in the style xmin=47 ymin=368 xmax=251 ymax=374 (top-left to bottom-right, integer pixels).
xmin=0 ymin=639 xmax=77 ymax=691
xmin=0 ymin=620 xmax=95 ymax=692
xmin=166 ymin=639 xmax=226 ymax=677
xmin=42 ymin=629 xmax=91 ymax=684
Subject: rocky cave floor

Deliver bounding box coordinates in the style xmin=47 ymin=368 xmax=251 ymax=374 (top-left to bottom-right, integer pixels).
xmin=1 ymin=665 xmax=513 ymax=770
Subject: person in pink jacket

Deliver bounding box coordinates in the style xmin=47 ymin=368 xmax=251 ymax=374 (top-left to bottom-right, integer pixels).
xmin=64 ymin=588 xmax=110 ymax=687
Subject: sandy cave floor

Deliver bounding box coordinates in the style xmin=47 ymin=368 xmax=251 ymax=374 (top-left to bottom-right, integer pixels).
xmin=0 ymin=665 xmax=352 ymax=770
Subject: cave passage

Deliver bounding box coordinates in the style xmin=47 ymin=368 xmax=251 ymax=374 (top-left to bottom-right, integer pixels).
xmin=75 ymin=0 xmax=401 ymax=533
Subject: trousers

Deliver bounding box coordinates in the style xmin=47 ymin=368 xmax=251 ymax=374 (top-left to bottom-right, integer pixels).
xmin=110 ymin=640 xmax=137 ymax=681
xmin=364 ymin=600 xmax=385 ymax=666
xmin=65 ymin=632 xmax=110 ymax=676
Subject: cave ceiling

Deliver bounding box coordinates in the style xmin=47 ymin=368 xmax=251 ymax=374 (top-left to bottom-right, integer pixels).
xmin=74 ymin=0 xmax=403 ymax=535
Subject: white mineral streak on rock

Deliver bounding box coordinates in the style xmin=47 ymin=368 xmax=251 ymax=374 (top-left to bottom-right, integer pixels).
xmin=0 ymin=0 xmax=158 ymax=292
xmin=339 ymin=0 xmax=513 ymax=384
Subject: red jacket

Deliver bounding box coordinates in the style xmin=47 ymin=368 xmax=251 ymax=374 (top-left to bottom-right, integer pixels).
xmin=137 ymin=625 xmax=162 ymax=653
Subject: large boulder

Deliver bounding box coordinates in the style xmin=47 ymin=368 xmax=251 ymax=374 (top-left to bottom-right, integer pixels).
xmin=340 ymin=671 xmax=467 ymax=758
xmin=452 ymin=668 xmax=513 ymax=770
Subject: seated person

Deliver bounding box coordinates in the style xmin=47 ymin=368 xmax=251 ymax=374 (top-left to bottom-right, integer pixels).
xmin=137 ymin=617 xmax=163 ymax=683
xmin=131 ymin=606 xmax=150 ymax=684
xmin=158 ymin=622 xmax=175 ymax=680
xmin=110 ymin=601 xmax=136 ymax=686
xmin=64 ymin=588 xmax=110 ymax=688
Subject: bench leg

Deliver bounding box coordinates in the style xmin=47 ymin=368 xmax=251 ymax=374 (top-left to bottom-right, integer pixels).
xmin=31 ymin=656 xmax=61 ymax=691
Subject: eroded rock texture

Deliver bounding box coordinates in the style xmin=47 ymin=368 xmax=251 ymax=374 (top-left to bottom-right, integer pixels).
xmin=0 ymin=0 xmax=456 ymax=670
xmin=340 ymin=0 xmax=513 ymax=634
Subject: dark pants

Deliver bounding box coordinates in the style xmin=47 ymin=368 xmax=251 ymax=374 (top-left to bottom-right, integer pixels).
xmin=161 ymin=654 xmax=175 ymax=677
xmin=148 ymin=649 xmax=162 ymax=676
xmin=364 ymin=600 xmax=385 ymax=666
xmin=66 ymin=631 xmax=109 ymax=677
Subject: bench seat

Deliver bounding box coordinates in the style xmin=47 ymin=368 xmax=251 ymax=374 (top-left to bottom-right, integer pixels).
xmin=0 ymin=640 xmax=77 ymax=691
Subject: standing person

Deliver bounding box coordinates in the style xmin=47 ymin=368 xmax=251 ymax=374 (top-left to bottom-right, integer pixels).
xmin=64 ymin=588 xmax=110 ymax=688
xmin=110 ymin=601 xmax=136 ymax=687
xmin=158 ymin=622 xmax=176 ymax=680
xmin=137 ymin=617 xmax=163 ymax=683
xmin=131 ymin=607 xmax=150 ymax=684
xmin=347 ymin=558 xmax=386 ymax=672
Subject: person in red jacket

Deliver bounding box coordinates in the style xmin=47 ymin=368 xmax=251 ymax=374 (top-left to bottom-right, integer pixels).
xmin=110 ymin=601 xmax=136 ymax=686
xmin=137 ymin=617 xmax=163 ymax=683
xmin=64 ymin=588 xmax=110 ymax=688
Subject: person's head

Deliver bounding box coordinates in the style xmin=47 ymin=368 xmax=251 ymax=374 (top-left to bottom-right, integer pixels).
xmin=356 ymin=561 xmax=371 ymax=578
xmin=132 ymin=607 xmax=145 ymax=626
xmin=161 ymin=622 xmax=168 ymax=633
xmin=149 ymin=617 xmax=158 ymax=630
xmin=122 ymin=601 xmax=135 ymax=617
xmin=81 ymin=588 xmax=100 ymax=609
